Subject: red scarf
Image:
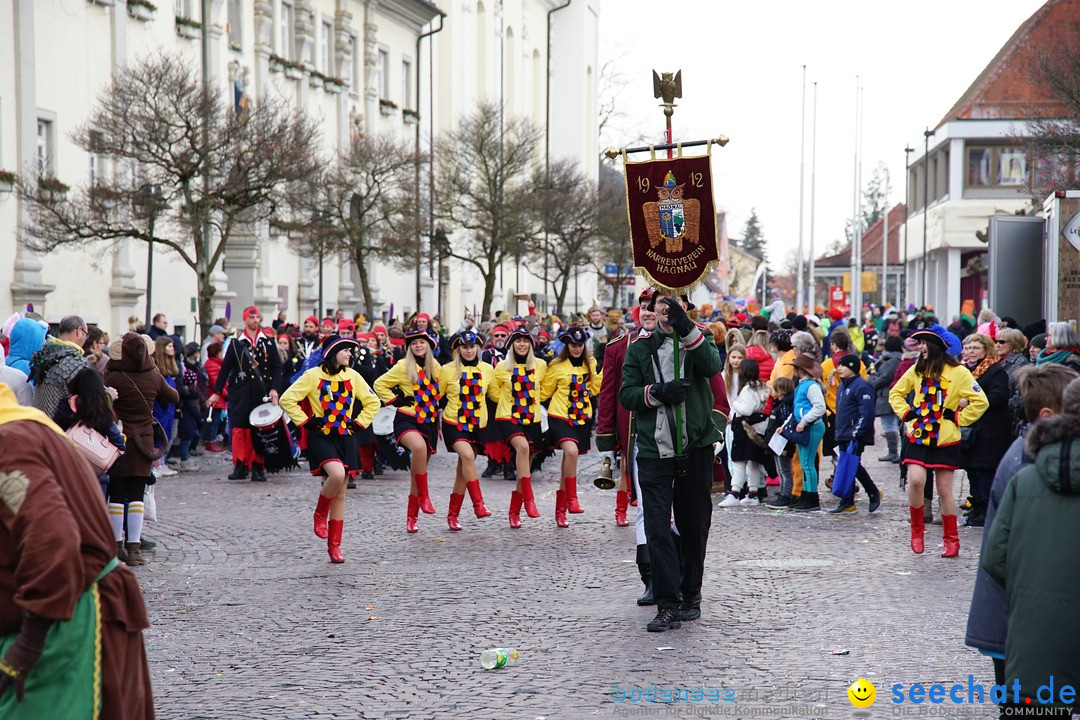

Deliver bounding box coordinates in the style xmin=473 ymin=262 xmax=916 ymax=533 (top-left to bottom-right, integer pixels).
xmin=970 ymin=353 xmax=1000 ymax=379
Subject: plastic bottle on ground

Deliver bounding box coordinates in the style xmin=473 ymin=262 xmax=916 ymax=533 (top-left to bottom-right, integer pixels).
xmin=479 ymin=648 xmax=520 ymax=670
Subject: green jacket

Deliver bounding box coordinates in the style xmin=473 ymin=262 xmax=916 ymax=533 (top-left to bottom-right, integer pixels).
xmin=618 ymin=325 xmax=722 ymax=459
xmin=982 ymin=412 xmax=1080 ymax=704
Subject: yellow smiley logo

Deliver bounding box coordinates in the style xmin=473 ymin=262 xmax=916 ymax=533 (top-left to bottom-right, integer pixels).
xmin=847 ymin=678 xmax=876 ymax=708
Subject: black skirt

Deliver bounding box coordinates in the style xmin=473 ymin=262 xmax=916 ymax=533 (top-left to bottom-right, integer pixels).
xmin=443 ymin=421 xmax=485 ymax=452
xmin=498 ymin=418 xmax=544 ymax=448
xmin=306 ymin=430 xmax=360 ymax=477
xmin=547 ymin=417 xmax=592 ymax=453
xmin=394 ymin=413 xmax=439 ymax=454
xmin=903 ymin=439 xmax=963 ymax=470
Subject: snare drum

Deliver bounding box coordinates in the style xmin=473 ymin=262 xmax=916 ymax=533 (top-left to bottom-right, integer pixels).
xmin=249 ymin=402 xmax=299 ymax=472
xmin=373 ymin=407 xmax=412 ymax=471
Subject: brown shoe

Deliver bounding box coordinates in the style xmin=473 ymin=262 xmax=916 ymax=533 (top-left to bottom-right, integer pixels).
xmin=116 ymin=540 xmax=129 ymax=563
xmin=125 ymin=542 xmax=146 ymax=566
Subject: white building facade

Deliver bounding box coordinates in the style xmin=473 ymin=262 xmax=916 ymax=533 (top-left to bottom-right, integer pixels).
xmin=0 ymin=0 xmax=599 ymax=334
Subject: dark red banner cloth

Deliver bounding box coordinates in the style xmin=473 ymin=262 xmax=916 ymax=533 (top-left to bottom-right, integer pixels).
xmin=623 ymin=153 xmax=719 ymax=291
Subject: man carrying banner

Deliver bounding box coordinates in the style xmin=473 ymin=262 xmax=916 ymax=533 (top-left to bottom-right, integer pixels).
xmin=619 ymin=292 xmax=721 ymax=632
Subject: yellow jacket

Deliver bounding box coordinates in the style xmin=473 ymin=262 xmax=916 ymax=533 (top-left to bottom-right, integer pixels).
xmin=540 ymin=357 xmax=602 ymax=425
xmin=769 ymin=349 xmax=796 ymax=387
xmin=889 ymin=362 xmax=989 ymax=447
xmin=373 ymin=360 xmax=442 ymax=423
xmin=493 ymin=358 xmax=548 ymax=424
xmin=438 ymin=360 xmax=498 ymax=430
xmin=280 ymin=366 xmax=380 ymax=432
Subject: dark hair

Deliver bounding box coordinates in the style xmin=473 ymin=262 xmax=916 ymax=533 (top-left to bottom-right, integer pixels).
xmin=320 ymin=345 xmax=351 ymax=375
xmin=829 ymin=330 xmax=852 ymax=352
xmin=770 ymin=330 xmax=793 ymax=351
xmin=67 ymin=368 xmax=115 ymax=435
xmin=82 ymin=326 xmax=106 ymax=354
xmin=737 ymin=358 xmax=764 ymax=391
xmin=884 ymin=335 xmax=903 ymax=353
xmin=914 ymin=340 xmax=958 ymax=379
xmin=207 ymin=342 xmax=223 ymax=359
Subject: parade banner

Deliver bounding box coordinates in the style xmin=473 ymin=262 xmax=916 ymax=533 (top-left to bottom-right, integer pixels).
xmin=623 ymin=152 xmax=719 ymax=291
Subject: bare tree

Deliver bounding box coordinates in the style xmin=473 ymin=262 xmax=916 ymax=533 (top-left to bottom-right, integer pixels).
xmin=434 ymin=101 xmax=541 ymax=317
xmin=528 ymin=158 xmax=601 ymax=314
xmin=1016 ymin=45 xmax=1080 ymax=206
xmin=18 ymin=52 xmax=321 ymax=330
xmin=285 ymin=133 xmax=422 ymax=319
xmin=590 ymin=162 xmax=636 ymax=305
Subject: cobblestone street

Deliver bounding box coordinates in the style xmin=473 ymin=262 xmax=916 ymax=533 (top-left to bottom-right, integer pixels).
xmin=139 ymin=447 xmax=999 ymax=720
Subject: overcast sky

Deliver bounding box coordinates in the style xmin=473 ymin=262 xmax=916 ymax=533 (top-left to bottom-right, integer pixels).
xmin=597 ymin=0 xmax=1047 ymax=268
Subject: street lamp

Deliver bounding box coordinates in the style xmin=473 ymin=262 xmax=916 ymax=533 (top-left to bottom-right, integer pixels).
xmin=135 ymin=184 xmax=167 ymax=330
xmin=311 ymin=210 xmax=333 ymax=320
xmin=904 ymin=145 xmax=913 ymax=309
xmin=922 ymin=128 xmax=934 ymax=306
xmin=432 ymin=225 xmax=451 ymax=320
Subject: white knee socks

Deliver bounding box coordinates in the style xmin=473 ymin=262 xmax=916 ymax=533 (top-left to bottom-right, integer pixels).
xmin=126 ymin=501 xmax=145 ymax=543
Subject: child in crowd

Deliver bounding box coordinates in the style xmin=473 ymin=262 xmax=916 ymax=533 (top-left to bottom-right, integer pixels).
xmin=828 ymin=354 xmax=881 ymax=514
xmin=720 ymin=358 xmax=770 ymax=507
xmin=765 ymin=376 xmax=797 ymax=508
xmin=789 ymin=353 xmax=827 ymax=511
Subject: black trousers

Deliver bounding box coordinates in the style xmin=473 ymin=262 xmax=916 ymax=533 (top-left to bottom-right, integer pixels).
xmin=638 ymin=445 xmax=714 ymax=611
xmin=968 ymin=467 xmax=993 ymax=503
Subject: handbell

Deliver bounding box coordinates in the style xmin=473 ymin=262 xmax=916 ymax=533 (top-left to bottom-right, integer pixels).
xmin=594 ymin=455 xmax=616 ymax=490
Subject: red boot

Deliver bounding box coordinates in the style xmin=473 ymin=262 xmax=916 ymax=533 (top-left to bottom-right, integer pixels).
xmin=466 ymin=480 xmax=491 ymax=517
xmin=565 ymin=477 xmax=583 ymax=514
xmin=447 ymin=493 xmax=464 ymax=531
xmin=414 ymin=473 xmax=436 ymax=514
xmin=555 ymin=489 xmax=569 ymax=528
xmin=407 ymin=494 xmax=419 ymax=534
xmin=941 ymin=514 xmax=960 ymax=558
xmin=327 ymin=519 xmax=345 ymax=563
xmin=313 ymin=493 xmax=332 ymax=539
xmin=519 ymin=476 xmax=540 ymax=518
xmin=615 ymin=490 xmax=630 ymax=527
xmin=909 ymin=505 xmax=925 ymax=554
xmin=509 ymin=491 xmax=523 ymax=529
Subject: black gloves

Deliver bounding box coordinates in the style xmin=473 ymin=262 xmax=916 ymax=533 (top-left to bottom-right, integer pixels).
xmin=307 ymin=417 xmax=325 ymax=433
xmin=391 ymin=389 xmax=415 ymax=408
xmin=649 ymin=379 xmax=691 ymax=406
xmin=663 ymin=297 xmax=696 ymax=337
xmin=0 ymin=613 xmax=53 ymax=702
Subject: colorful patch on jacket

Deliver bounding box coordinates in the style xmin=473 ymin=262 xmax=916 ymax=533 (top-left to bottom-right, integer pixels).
xmin=319 ymin=379 xmax=354 ymax=435
xmin=458 ymin=369 xmax=483 ymax=431
xmin=910 ymin=377 xmax=947 ymax=446
xmin=511 ymin=367 xmax=536 ymax=425
xmin=567 ymin=372 xmax=590 ymax=426
xmin=413 ymin=369 xmax=439 ymax=424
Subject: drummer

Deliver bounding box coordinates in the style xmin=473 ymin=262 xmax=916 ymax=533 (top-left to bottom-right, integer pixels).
xmin=539 ymin=325 xmax=602 ymax=528
xmin=493 ymin=326 xmax=548 ymax=528
xmin=207 ymin=306 xmax=283 ymax=482
xmin=439 ymin=330 xmax=499 ymax=531
xmin=280 ymin=334 xmax=380 ymax=563
xmin=374 ymin=327 xmax=443 ymax=533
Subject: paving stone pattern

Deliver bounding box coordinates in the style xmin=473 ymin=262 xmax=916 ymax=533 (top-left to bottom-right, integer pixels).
xmin=139 ymin=444 xmax=999 ymax=719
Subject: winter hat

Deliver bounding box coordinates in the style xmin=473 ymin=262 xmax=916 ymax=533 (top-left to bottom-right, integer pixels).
xmin=828 ymin=307 xmax=844 ymax=322
xmin=837 ymin=353 xmax=861 ymax=374
xmin=791 ymin=315 xmax=808 ymax=332
xmin=208 ymin=324 xmax=226 ymax=336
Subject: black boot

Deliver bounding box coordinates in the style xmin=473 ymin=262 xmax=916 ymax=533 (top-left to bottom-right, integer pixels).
xmin=635 ymin=545 xmax=655 ymax=606
xmin=965 ymin=498 xmax=987 ymax=527
xmin=502 ymin=463 xmax=516 ymax=482
xmin=792 ymin=491 xmax=820 ymax=511
xmin=228 ymin=462 xmax=248 ymax=480
xmin=481 ymin=458 xmax=498 ymax=479
xmin=250 ymin=463 xmax=267 ymax=482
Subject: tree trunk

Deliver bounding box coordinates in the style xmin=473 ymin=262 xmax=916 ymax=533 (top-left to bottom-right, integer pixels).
xmin=556 ymin=272 xmax=573 ymax=319
xmin=353 ymin=250 xmax=376 ymax=326
xmin=196 ymin=266 xmax=216 ymax=337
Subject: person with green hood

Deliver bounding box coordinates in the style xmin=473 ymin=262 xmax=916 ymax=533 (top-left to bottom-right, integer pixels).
xmin=982 ymin=376 xmax=1080 ymax=712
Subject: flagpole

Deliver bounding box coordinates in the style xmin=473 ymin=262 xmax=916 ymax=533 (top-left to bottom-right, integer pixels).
xmin=808 ymin=81 xmax=818 ymax=312
xmin=796 ymin=64 xmax=806 ymax=313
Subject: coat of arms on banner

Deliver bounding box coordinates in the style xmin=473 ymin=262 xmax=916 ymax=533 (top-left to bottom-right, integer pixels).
xmin=643 ymin=170 xmax=702 ymax=254
xmin=623 ymin=152 xmax=719 ymax=291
